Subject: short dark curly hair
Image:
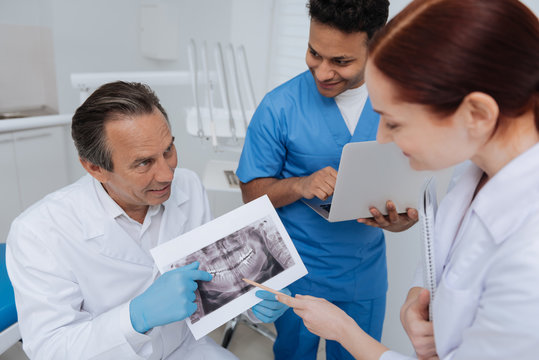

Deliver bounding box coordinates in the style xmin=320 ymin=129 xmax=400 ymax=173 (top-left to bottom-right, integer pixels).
xmin=308 ymin=0 xmax=389 ymax=38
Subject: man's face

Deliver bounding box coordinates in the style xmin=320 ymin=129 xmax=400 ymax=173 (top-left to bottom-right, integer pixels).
xmin=306 ymin=20 xmax=369 ymax=98
xmin=99 ymin=109 xmax=178 ymax=217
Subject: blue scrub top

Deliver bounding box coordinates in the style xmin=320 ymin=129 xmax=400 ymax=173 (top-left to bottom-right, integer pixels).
xmin=237 ymin=71 xmax=387 ymax=301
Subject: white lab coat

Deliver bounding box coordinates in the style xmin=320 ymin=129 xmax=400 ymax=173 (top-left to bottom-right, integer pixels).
xmin=382 ymin=143 xmax=539 ymax=360
xmin=6 ymin=169 xmax=238 ymax=360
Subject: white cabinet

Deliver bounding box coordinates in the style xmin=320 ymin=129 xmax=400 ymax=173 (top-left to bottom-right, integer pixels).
xmin=0 ymin=126 xmax=70 ymax=242
xmin=12 ymin=127 xmax=69 ymax=209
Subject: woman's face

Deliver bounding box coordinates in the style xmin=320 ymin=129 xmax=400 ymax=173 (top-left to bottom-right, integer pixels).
xmin=365 ymin=60 xmax=478 ymax=171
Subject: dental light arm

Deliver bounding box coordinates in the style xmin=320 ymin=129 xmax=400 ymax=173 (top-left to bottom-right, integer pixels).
xmin=227 ymin=44 xmax=248 ymax=133
xmin=187 ymin=39 xmax=204 ymax=138
xmin=201 ymin=41 xmax=218 ymax=149
xmin=214 ymin=42 xmax=237 ymax=142
xmin=237 ymin=45 xmax=257 ymax=111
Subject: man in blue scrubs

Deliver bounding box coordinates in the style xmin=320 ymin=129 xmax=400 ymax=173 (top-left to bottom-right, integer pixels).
xmin=237 ymin=1 xmax=418 ymax=359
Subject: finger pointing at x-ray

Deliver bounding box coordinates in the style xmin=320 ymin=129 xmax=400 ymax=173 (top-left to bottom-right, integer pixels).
xmin=170 ymin=216 xmax=295 ymax=323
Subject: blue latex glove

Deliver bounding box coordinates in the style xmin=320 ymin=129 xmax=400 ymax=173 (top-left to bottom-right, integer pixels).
xmin=129 ymin=261 xmax=212 ymax=333
xmin=252 ymin=288 xmax=291 ymax=323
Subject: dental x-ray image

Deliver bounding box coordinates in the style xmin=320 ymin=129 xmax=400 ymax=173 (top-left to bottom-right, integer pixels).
xmin=170 ymin=215 xmax=294 ymax=323
xmin=151 ymin=195 xmax=308 ymax=340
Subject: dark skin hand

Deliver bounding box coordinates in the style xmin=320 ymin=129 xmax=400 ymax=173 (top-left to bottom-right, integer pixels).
xmin=240 ymin=172 xmax=418 ymax=232
xmin=357 ymin=200 xmax=418 ymax=232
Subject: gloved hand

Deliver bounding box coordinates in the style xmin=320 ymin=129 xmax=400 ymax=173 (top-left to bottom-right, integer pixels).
xmin=251 ymin=288 xmax=291 ymax=323
xmin=129 ymin=261 xmax=212 ymax=333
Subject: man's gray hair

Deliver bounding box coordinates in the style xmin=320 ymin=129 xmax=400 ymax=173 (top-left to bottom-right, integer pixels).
xmin=71 ymin=81 xmax=169 ymax=171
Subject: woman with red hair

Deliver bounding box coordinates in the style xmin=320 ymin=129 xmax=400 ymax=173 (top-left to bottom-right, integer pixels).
xmin=278 ymin=0 xmax=539 ymax=359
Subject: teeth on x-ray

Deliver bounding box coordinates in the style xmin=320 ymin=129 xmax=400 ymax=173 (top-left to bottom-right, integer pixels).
xmin=170 ymin=215 xmax=294 ymax=323
xmin=206 ymin=248 xmax=254 ymax=276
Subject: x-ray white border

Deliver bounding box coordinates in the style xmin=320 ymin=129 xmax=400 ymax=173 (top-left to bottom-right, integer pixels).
xmin=151 ymin=195 xmax=308 ymax=340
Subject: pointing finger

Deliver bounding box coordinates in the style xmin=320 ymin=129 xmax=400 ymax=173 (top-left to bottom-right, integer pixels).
xmin=190 ymin=269 xmax=213 ymax=282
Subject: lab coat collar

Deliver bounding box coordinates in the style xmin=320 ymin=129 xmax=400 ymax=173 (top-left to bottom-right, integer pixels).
xmin=79 ymin=171 xmax=191 ymax=266
xmin=162 ymin=171 xmax=190 ymax=209
xmin=84 ymin=171 xmax=190 ymax=235
xmin=471 ymin=142 xmax=539 ymax=244
xmin=84 ymin=177 xmax=153 ymax=267
xmin=159 ymin=173 xmax=191 ymax=241
xmin=94 ymin=179 xmax=127 ymax=219
xmin=79 ymin=176 xmax=109 ymax=240
xmin=433 ymin=162 xmax=483 ymax=283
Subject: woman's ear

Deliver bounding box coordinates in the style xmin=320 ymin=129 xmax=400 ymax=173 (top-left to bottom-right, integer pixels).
xmin=458 ymin=92 xmax=499 ymax=139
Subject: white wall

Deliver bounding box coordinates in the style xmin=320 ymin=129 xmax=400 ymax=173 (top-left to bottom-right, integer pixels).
xmin=47 ymin=0 xmax=275 ymax=185
xmin=0 ymin=0 xmax=58 ymax=113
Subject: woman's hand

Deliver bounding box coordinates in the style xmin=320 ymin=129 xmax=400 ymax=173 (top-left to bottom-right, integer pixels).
xmin=277 ymin=293 xmax=389 ymax=360
xmin=277 ymin=294 xmax=351 ymax=341
xmin=400 ymin=287 xmax=438 ymax=360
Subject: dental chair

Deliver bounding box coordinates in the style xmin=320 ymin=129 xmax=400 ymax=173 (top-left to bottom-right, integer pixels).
xmin=0 ymin=243 xmax=20 ymax=355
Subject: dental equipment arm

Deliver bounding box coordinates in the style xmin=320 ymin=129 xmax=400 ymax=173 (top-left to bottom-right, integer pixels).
xmin=214 ymin=42 xmax=237 ymax=142
xmin=227 ymin=44 xmax=248 ymax=133
xmin=201 ymin=41 xmax=218 ymax=149
xmin=238 ymin=45 xmax=257 ymax=110
xmin=187 ymin=39 xmax=204 ymax=138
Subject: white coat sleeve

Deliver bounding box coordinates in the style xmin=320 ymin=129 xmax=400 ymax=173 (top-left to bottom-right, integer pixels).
xmin=6 ymin=219 xmax=151 ymax=360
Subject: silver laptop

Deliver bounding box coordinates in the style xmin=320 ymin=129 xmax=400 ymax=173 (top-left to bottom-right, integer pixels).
xmin=302 ymin=141 xmax=451 ymax=222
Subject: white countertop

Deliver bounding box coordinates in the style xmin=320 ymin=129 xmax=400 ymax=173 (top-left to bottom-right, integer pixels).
xmin=0 ymin=114 xmax=72 ymax=133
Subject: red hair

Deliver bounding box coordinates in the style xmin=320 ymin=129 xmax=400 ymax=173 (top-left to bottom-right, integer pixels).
xmin=369 ymin=0 xmax=539 ymax=131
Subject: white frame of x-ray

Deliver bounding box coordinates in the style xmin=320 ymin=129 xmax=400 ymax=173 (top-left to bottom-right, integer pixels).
xmin=150 ymin=195 xmax=308 ymax=340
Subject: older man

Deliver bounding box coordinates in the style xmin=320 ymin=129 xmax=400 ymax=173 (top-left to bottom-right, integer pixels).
xmin=6 ymin=82 xmax=286 ymax=359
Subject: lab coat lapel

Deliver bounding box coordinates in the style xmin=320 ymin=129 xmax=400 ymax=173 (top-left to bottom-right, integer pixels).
xmin=433 ymin=164 xmax=483 ymax=284
xmin=472 ymin=143 xmax=539 ymax=243
xmin=80 ymin=177 xmax=154 ymax=267
xmin=98 ymin=220 xmax=155 ymax=267
xmin=159 ymin=185 xmax=190 ymax=244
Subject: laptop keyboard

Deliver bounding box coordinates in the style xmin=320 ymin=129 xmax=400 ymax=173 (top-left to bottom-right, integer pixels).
xmin=320 ymin=204 xmax=332 ymax=212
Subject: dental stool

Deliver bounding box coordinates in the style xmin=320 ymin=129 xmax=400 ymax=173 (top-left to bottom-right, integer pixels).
xmin=0 ymin=243 xmax=20 ymax=355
